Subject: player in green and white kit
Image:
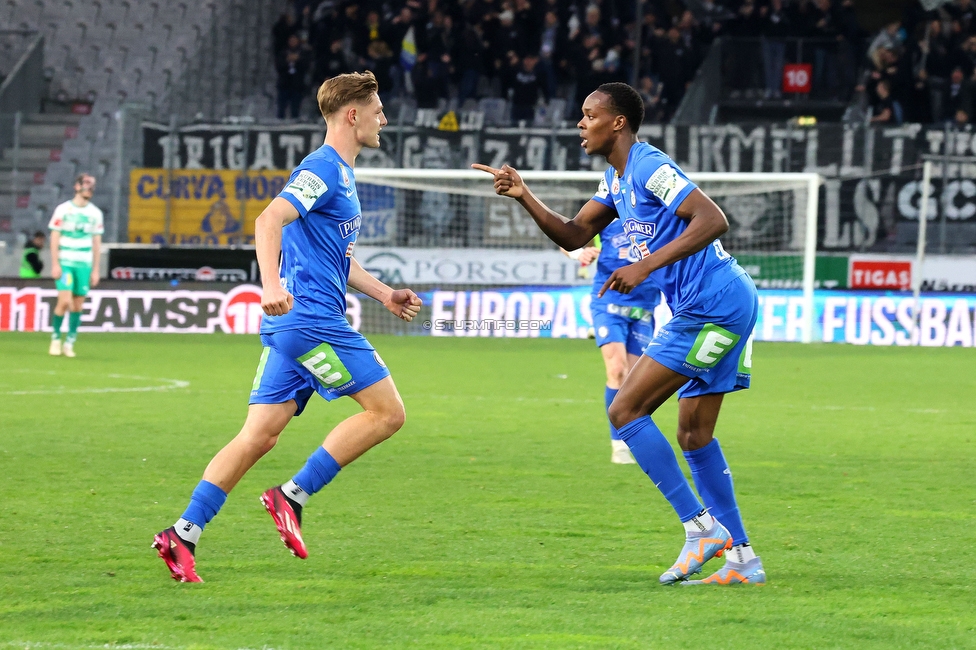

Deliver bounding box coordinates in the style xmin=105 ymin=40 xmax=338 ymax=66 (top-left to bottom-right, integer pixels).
xmin=48 ymin=174 xmax=103 ymax=357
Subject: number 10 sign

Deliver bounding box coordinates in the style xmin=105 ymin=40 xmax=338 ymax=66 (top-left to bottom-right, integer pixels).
xmin=783 ymin=63 xmax=813 ymax=94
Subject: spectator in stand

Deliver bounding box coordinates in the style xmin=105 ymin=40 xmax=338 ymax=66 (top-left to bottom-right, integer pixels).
xmin=276 ymin=34 xmax=311 ymax=119
xmin=537 ymin=10 xmax=561 ymax=99
xmin=945 ymin=65 xmax=974 ymax=124
xmin=638 ymin=75 xmax=665 ymax=123
xmin=761 ymin=0 xmax=792 ymax=99
xmin=653 ymin=26 xmax=694 ymax=113
xmin=272 ymin=10 xmax=298 ymax=60
xmin=455 ymin=20 xmax=488 ymax=103
xmin=727 ymin=0 xmax=762 ymax=96
xmin=508 ymin=53 xmax=547 ymax=124
xmin=869 ymin=78 xmax=901 ymax=124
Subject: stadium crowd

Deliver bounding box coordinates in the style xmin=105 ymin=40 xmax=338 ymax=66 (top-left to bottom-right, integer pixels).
xmin=269 ymin=0 xmax=976 ymax=127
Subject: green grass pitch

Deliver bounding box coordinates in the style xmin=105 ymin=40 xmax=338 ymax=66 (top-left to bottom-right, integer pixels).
xmin=1 ymin=332 xmax=974 ymax=649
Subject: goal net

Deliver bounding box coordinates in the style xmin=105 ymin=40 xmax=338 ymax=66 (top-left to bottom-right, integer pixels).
xmin=352 ymin=169 xmax=821 ymax=342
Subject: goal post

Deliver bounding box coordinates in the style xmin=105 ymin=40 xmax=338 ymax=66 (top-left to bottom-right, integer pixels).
xmin=354 ymin=168 xmax=823 ymax=343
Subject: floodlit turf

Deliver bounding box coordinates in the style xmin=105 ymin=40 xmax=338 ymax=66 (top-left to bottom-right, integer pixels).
xmin=1 ymin=332 xmax=974 ymax=649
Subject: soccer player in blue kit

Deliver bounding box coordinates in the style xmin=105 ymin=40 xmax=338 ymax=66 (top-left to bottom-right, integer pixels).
xmin=474 ymin=82 xmax=764 ymax=585
xmin=153 ymin=71 xmax=422 ymax=582
xmin=571 ymin=217 xmax=661 ymax=465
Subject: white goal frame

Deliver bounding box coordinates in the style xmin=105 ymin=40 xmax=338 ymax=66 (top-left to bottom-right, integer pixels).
xmin=356 ymin=169 xmax=823 ymax=343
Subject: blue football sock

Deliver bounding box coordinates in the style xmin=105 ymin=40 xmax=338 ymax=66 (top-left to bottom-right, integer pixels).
xmin=617 ymin=415 xmax=703 ymax=522
xmin=180 ymin=480 xmax=228 ymax=529
xmin=684 ymin=438 xmax=749 ymax=546
xmin=604 ymin=386 xmax=620 ymax=440
xmin=292 ymin=446 xmax=342 ymax=496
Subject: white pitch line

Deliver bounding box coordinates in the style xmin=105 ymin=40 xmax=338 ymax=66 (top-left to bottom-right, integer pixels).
xmin=2 ymin=374 xmax=189 ymax=396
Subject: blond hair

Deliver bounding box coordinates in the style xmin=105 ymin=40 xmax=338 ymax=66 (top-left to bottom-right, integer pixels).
xmin=317 ymin=70 xmax=379 ymax=120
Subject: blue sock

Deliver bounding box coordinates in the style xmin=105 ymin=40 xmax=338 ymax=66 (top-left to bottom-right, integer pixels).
xmin=617 ymin=415 xmax=703 ymax=522
xmin=180 ymin=480 xmax=228 ymax=529
xmin=684 ymin=439 xmax=748 ymax=545
xmin=604 ymin=386 xmax=620 ymax=440
xmin=292 ymin=446 xmax=342 ymax=496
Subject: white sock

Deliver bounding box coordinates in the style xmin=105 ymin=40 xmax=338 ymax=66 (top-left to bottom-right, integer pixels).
xmin=728 ymin=543 xmax=757 ymax=564
xmin=174 ymin=518 xmax=202 ymax=545
xmin=682 ymin=509 xmax=716 ymax=535
xmin=281 ymin=479 xmax=309 ymax=507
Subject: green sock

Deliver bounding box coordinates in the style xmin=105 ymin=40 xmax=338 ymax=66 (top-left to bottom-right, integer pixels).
xmin=66 ymin=312 xmax=81 ymax=343
xmin=51 ymin=313 xmax=64 ymax=340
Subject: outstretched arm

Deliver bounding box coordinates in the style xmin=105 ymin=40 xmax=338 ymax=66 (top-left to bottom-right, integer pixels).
xmin=348 ymin=258 xmax=422 ymax=322
xmin=472 ymin=163 xmax=616 ymax=250
xmin=599 ymin=188 xmax=729 ymax=296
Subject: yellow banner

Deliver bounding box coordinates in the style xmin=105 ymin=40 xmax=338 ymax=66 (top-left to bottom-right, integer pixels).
xmin=128 ymin=169 xmax=291 ymax=245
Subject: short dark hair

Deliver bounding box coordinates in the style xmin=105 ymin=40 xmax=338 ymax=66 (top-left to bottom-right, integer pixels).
xmin=596 ymin=82 xmax=644 ymax=133
xmin=32 ymin=230 xmax=45 ymax=239
xmin=75 ymin=173 xmax=95 ymax=185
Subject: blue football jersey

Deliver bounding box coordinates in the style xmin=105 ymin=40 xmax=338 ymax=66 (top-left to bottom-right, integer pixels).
xmin=261 ymin=144 xmax=362 ymax=339
xmin=590 ymin=218 xmax=661 ymax=309
xmin=590 ymin=142 xmax=746 ymax=313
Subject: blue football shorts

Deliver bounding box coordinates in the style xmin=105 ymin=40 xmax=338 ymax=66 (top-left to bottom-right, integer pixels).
xmin=644 ymin=274 xmax=758 ymax=399
xmin=591 ymin=301 xmax=656 ymax=356
xmin=249 ymin=328 xmax=391 ymax=415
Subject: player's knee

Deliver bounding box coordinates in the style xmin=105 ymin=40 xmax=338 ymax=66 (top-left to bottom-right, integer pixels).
xmin=608 ymin=399 xmax=639 ymax=430
xmin=376 ymin=402 xmax=406 ymax=437
xmin=261 ymin=433 xmax=281 ymax=455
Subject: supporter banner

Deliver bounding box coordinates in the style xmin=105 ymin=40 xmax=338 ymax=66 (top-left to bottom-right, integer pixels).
xmin=142 ymin=121 xmax=976 ymax=252
xmin=143 ymin=121 xmax=976 ymax=175
xmin=4 ymin=283 xmax=975 ymax=346
xmin=127 ymin=169 xmax=396 ymax=245
xmin=353 ymin=247 xmax=588 ymax=286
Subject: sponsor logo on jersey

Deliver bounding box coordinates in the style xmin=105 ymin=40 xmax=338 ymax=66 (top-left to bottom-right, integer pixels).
xmin=623 ymin=219 xmax=656 ymax=238
xmin=338 ymin=214 xmax=362 ymax=238
xmin=595 ymin=178 xmax=610 ymax=199
xmin=644 ymin=164 xmax=688 ymax=207
xmin=282 ymin=170 xmax=327 ymax=211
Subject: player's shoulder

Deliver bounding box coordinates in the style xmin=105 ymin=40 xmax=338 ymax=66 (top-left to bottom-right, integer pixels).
xmin=87 ymin=203 xmax=104 ymax=218
xmin=53 ymin=200 xmax=72 ymax=213
xmin=631 ymin=142 xmax=682 ymax=176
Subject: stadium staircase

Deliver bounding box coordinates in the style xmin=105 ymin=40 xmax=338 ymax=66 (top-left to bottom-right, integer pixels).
xmin=4 ymin=0 xmax=277 ymax=239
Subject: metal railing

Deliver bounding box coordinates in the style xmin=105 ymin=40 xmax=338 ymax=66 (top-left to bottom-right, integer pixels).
xmin=0 ymin=31 xmax=45 ymax=115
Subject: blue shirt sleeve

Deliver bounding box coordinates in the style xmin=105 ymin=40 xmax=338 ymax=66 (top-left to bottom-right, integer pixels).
xmin=590 ymin=172 xmax=615 ymax=209
xmin=633 ymin=152 xmax=697 ymax=216
xmin=277 ymin=160 xmax=337 ymax=218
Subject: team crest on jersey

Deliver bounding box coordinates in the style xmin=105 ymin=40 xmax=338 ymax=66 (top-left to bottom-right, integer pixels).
xmin=628 ymin=234 xmax=651 ymax=260
xmin=345 ymin=242 xmax=355 ymax=258
xmin=631 ymin=190 xmax=637 ymax=207
xmin=340 ymin=165 xmax=351 ymax=187
xmin=611 ymin=176 xmax=620 ymax=195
